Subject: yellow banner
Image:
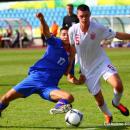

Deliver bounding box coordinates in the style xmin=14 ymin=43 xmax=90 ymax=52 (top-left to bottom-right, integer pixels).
xmin=98 ymin=0 xmax=130 ymax=5
xmin=11 ymin=1 xmax=55 ymax=9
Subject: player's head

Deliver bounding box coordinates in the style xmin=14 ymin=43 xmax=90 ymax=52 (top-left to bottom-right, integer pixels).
xmin=77 ymin=4 xmax=91 ymax=24
xmin=60 ymin=27 xmax=69 ymax=45
xmin=66 ymin=4 xmax=74 ymax=15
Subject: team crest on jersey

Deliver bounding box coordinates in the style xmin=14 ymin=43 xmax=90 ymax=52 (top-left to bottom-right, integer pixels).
xmin=75 ymin=34 xmax=80 ymax=45
xmin=90 ymin=32 xmax=96 ymax=40
xmin=109 ymin=29 xmax=112 ymax=32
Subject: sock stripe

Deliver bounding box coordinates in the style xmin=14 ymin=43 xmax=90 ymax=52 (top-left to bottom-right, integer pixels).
xmin=0 ymin=103 xmax=8 ymax=110
xmin=55 ymin=99 xmax=69 ymax=109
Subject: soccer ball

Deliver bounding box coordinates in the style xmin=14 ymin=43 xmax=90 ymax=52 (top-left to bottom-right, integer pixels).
xmin=65 ymin=109 xmax=83 ymax=127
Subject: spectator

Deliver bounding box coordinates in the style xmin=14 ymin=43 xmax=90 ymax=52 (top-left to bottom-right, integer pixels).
xmin=51 ymin=21 xmax=59 ymax=36
xmin=63 ymin=4 xmax=79 ymax=28
xmin=6 ymin=29 xmax=12 ymax=38
xmin=12 ymin=30 xmax=20 ymax=48
xmin=21 ymin=31 xmax=29 ymax=47
xmin=1 ymin=29 xmax=12 ymax=48
xmin=0 ymin=34 xmax=3 ymax=47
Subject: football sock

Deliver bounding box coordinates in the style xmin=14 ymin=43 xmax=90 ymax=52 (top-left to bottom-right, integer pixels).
xmin=0 ymin=102 xmax=9 ymax=111
xmin=99 ymin=102 xmax=112 ymax=116
xmin=112 ymin=89 xmax=122 ymax=106
xmin=55 ymin=99 xmax=69 ymax=109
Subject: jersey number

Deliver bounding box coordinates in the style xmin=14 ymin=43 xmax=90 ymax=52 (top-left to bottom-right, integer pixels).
xmin=57 ymin=57 xmax=66 ymax=65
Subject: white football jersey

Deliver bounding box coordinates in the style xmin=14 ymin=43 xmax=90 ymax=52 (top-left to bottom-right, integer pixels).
xmin=68 ymin=21 xmax=116 ymax=76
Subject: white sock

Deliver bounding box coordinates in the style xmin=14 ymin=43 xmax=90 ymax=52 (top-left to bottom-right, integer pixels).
xmin=99 ymin=102 xmax=112 ymax=116
xmin=112 ymin=89 xmax=122 ymax=106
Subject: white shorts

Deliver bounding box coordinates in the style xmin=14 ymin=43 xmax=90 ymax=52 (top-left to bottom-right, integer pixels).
xmin=84 ymin=60 xmax=117 ymax=96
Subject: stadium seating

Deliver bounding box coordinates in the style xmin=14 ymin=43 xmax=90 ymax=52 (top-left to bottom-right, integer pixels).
xmin=0 ymin=6 xmax=130 ymax=28
xmin=91 ymin=6 xmax=130 ymax=16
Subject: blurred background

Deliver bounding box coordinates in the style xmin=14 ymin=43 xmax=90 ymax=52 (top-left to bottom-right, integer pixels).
xmin=0 ymin=0 xmax=130 ymax=48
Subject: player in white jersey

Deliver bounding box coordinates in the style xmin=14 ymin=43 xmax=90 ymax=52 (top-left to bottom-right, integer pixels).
xmin=68 ymin=4 xmax=130 ymax=124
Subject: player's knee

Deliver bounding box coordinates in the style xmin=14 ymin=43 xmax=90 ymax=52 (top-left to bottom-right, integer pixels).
xmin=69 ymin=94 xmax=74 ymax=103
xmin=115 ymin=82 xmax=123 ymax=93
xmin=66 ymin=94 xmax=74 ymax=103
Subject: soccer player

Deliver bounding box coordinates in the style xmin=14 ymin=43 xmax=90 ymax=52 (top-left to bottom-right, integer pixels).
xmin=68 ymin=4 xmax=130 ymax=124
xmin=0 ymin=13 xmax=85 ymax=117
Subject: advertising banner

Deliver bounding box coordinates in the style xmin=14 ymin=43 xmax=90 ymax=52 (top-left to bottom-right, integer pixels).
xmin=98 ymin=0 xmax=130 ymax=5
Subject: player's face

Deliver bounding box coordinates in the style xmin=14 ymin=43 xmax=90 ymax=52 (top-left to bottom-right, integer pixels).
xmin=77 ymin=10 xmax=90 ymax=25
xmin=60 ymin=29 xmax=69 ymax=44
xmin=66 ymin=6 xmax=73 ymax=15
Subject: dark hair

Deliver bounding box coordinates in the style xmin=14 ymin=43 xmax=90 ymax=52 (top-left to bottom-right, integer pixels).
xmin=77 ymin=4 xmax=90 ymax=12
xmin=67 ymin=4 xmax=73 ymax=9
xmin=60 ymin=26 xmax=69 ymax=32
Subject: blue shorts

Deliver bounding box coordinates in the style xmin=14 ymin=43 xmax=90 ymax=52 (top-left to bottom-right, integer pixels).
xmin=13 ymin=71 xmax=60 ymax=101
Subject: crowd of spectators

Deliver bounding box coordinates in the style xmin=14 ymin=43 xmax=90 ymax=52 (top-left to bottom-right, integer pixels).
xmin=101 ymin=39 xmax=130 ymax=48
xmin=0 ymin=29 xmax=30 ymax=48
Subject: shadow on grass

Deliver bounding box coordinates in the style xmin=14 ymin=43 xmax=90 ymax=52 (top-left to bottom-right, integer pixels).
xmin=0 ymin=122 xmax=130 ymax=129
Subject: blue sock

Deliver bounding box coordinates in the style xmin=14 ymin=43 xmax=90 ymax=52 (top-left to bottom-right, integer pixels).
xmin=55 ymin=99 xmax=69 ymax=109
xmin=0 ymin=103 xmax=8 ymax=111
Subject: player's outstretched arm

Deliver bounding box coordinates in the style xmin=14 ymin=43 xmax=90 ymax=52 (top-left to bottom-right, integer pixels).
xmin=116 ymin=32 xmax=130 ymax=40
xmin=36 ymin=12 xmax=51 ymax=38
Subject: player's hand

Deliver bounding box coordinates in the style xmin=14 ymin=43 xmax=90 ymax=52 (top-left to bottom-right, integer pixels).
xmin=36 ymin=12 xmax=44 ymax=20
xmin=78 ymin=74 xmax=86 ymax=84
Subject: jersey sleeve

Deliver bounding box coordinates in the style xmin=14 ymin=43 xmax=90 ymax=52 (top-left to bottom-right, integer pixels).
xmin=68 ymin=26 xmax=75 ymax=45
xmin=45 ymin=36 xmax=62 ymax=47
xmin=101 ymin=25 xmax=116 ymax=40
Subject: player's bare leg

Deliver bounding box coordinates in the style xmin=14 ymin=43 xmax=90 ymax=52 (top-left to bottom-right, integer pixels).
xmin=0 ymin=89 xmax=23 ymax=117
xmin=49 ymin=90 xmax=74 ymax=114
xmin=107 ymin=73 xmax=129 ymax=116
xmin=94 ymin=90 xmax=113 ymax=124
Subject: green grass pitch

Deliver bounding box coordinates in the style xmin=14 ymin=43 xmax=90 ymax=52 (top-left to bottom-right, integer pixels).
xmin=0 ymin=48 xmax=130 ymax=130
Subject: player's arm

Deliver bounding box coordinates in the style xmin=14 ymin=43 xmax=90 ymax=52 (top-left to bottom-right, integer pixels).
xmin=36 ymin=13 xmax=51 ymax=38
xmin=65 ymin=45 xmax=86 ymax=85
xmin=65 ymin=45 xmax=76 ymax=75
xmin=115 ymin=32 xmax=130 ymax=40
xmin=66 ymin=26 xmax=77 ymax=75
xmin=77 ymin=74 xmax=86 ymax=84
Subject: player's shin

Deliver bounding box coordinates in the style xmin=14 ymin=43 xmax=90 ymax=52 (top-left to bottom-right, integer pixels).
xmin=112 ymin=89 xmax=129 ymax=116
xmin=112 ymin=89 xmax=122 ymax=106
xmin=98 ymin=102 xmax=113 ymax=124
xmin=98 ymin=102 xmax=112 ymax=117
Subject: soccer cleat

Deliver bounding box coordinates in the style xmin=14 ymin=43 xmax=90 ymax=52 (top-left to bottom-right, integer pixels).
xmin=0 ymin=112 xmax=1 ymax=117
xmin=50 ymin=104 xmax=72 ymax=114
xmin=112 ymin=101 xmax=129 ymax=116
xmin=104 ymin=115 xmax=113 ymax=124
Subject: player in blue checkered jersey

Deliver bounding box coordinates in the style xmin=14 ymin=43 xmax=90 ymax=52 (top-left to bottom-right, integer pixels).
xmin=0 ymin=13 xmax=86 ymax=116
